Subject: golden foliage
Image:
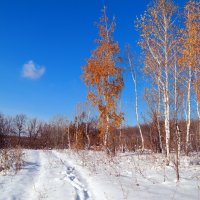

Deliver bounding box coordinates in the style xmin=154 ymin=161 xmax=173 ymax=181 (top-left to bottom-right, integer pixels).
xmin=179 ymin=1 xmax=200 ymax=69
xmin=82 ymin=7 xmax=124 ymax=146
xmin=180 ymin=1 xmax=200 ymax=102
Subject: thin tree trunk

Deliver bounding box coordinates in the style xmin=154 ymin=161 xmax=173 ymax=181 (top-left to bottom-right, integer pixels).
xmin=118 ymin=98 xmax=123 ymax=152
xmin=104 ymin=115 xmax=109 ymax=148
xmin=197 ymin=101 xmax=200 ymax=151
xmin=85 ymin=110 xmax=90 ymax=150
xmin=186 ymin=66 xmax=191 ymax=155
xmin=157 ymin=78 xmax=163 ymax=153
xmin=67 ymin=124 xmax=71 ymax=149
xmin=128 ymin=51 xmax=144 ymax=152
xmin=175 ymin=123 xmax=180 ymax=181
xmin=164 ymin=49 xmax=170 ymax=164
xmin=174 ymin=60 xmax=180 ymax=181
xmin=195 ymin=69 xmax=200 ymax=151
xmin=164 ymin=15 xmax=170 ymax=165
xmin=196 ymin=100 xmax=200 ymax=151
xmin=164 ymin=86 xmax=170 ymax=165
xmin=119 ymin=124 xmax=123 ymax=152
xmin=75 ymin=120 xmax=78 ymax=147
xmin=133 ymin=76 xmax=144 ymax=151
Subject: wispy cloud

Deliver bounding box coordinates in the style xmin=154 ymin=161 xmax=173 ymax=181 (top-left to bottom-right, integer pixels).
xmin=22 ymin=60 xmax=46 ymax=79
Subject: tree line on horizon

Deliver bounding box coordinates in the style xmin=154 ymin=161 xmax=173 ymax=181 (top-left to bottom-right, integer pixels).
xmin=0 ymin=111 xmax=200 ymax=153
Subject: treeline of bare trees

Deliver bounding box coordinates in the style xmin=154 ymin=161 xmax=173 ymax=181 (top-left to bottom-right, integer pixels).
xmin=0 ymin=112 xmax=98 ymax=150
xmin=0 ymin=111 xmax=200 ymax=154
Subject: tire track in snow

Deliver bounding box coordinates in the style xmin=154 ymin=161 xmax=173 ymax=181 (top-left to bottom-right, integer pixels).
xmin=52 ymin=151 xmax=91 ymax=200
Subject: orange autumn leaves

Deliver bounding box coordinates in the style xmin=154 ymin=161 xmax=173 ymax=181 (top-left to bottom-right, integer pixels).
xmin=82 ymin=7 xmax=124 ymax=146
xmin=180 ymin=1 xmax=200 ymax=102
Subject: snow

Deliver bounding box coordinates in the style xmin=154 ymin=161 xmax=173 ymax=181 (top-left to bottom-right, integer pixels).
xmin=0 ymin=150 xmax=75 ymax=200
xmin=0 ymin=150 xmax=200 ymax=200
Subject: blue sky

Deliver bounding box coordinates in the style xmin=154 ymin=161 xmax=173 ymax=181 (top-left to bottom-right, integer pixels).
xmin=0 ymin=0 xmax=187 ymax=125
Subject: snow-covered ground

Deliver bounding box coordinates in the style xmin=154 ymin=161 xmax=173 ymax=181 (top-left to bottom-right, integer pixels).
xmin=0 ymin=149 xmax=200 ymax=200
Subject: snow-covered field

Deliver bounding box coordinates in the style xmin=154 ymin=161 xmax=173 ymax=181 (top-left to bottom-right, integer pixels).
xmin=0 ymin=149 xmax=200 ymax=200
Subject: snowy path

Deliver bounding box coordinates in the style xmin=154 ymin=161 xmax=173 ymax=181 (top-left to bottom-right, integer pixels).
xmin=0 ymin=150 xmax=91 ymax=200
xmin=1 ymin=150 xmax=199 ymax=200
xmin=52 ymin=151 xmax=91 ymax=200
xmin=29 ymin=150 xmax=75 ymax=200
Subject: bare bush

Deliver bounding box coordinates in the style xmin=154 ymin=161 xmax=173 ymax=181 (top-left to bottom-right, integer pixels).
xmin=0 ymin=146 xmax=24 ymax=173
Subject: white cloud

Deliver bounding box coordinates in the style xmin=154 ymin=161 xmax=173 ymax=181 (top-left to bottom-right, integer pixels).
xmin=22 ymin=60 xmax=46 ymax=79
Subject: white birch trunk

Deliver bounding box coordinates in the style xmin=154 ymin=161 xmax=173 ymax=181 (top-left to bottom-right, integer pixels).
xmin=133 ymin=76 xmax=144 ymax=151
xmin=164 ymin=18 xmax=170 ymax=165
xmin=174 ymin=60 xmax=180 ymax=181
xmin=195 ymin=69 xmax=200 ymax=150
xmin=104 ymin=7 xmax=109 ymax=152
xmin=164 ymin=85 xmax=170 ymax=165
xmin=186 ymin=66 xmax=191 ymax=155
xmin=157 ymin=77 xmax=163 ymax=153
xmin=128 ymin=52 xmax=144 ymax=152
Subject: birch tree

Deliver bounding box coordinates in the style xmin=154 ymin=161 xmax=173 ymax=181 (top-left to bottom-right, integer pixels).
xmin=83 ymin=7 xmax=124 ymax=152
xmin=126 ymin=45 xmax=145 ymax=151
xmin=194 ymin=69 xmax=200 ymax=150
xmin=136 ymin=0 xmax=178 ymax=164
xmin=173 ymin=52 xmax=182 ymax=181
